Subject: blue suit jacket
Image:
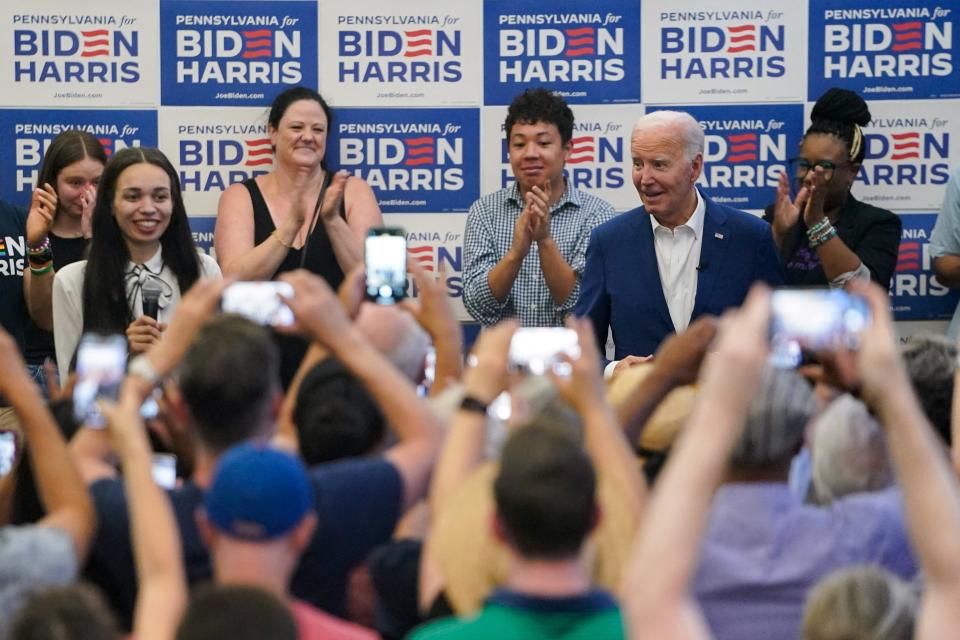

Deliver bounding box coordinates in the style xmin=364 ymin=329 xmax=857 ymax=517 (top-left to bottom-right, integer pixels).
xmin=574 ymin=193 xmax=784 ymax=360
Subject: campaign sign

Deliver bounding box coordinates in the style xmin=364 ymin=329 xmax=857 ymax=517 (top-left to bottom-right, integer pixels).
xmin=889 ymin=213 xmax=960 ymax=320
xmin=642 ymin=0 xmax=805 ymax=104
xmin=840 ymin=100 xmax=957 ymax=211
xmin=648 ymin=104 xmax=804 ymax=210
xmin=319 ymin=0 xmax=481 ymax=106
xmin=482 ymin=0 xmax=641 ymax=105
xmin=158 ymin=107 xmax=272 ymax=217
xmin=327 ymin=108 xmax=479 ymax=214
xmin=386 ymin=212 xmax=470 ymax=321
xmin=481 ymin=104 xmax=637 ymax=212
xmin=809 ymin=0 xmax=960 ymax=100
xmin=160 ymin=0 xmax=317 ymax=106
xmin=189 ymin=215 xmax=217 ymax=260
xmin=0 ymin=1 xmax=159 ymax=106
xmin=0 ymin=109 xmax=157 ymax=207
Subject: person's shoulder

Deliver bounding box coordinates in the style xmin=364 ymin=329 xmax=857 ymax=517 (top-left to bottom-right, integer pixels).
xmin=289 ymin=599 xmax=377 ymax=639
xmin=55 ymin=259 xmax=88 ymax=285
xmin=709 ymin=198 xmax=770 ymax=235
xmin=0 ymin=523 xmax=74 ymax=557
xmin=308 ymin=456 xmax=402 ymax=489
xmin=593 ymin=205 xmax=642 ymax=236
xmin=196 ymin=251 xmax=222 ymax=277
xmin=408 ymin=615 xmax=476 ymax=640
xmin=571 ymin=188 xmax=616 ymax=215
xmin=471 ymin=186 xmax=516 ymax=212
xmin=0 ymin=199 xmax=27 ymax=228
xmin=847 ymin=196 xmax=900 ymax=225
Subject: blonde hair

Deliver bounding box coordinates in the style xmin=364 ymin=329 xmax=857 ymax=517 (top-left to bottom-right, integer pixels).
xmin=803 ymin=566 xmax=916 ymax=640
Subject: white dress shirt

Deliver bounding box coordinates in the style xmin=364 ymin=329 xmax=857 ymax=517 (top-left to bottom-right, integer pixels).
xmin=649 ymin=188 xmax=706 ymax=333
xmin=52 ymin=247 xmax=221 ymax=381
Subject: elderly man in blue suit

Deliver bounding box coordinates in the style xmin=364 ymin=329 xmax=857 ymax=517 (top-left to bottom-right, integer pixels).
xmin=575 ymin=110 xmax=784 ymax=376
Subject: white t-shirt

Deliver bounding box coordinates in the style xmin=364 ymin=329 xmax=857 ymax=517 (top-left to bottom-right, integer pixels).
xmin=52 ymin=247 xmax=221 ymax=381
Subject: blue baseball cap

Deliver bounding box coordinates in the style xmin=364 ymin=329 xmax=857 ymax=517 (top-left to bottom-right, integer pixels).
xmin=204 ymin=443 xmax=313 ymax=541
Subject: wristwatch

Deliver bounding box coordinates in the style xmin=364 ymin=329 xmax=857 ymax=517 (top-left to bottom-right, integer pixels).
xmin=128 ymin=354 xmax=161 ymax=388
xmin=459 ymin=394 xmax=489 ymax=414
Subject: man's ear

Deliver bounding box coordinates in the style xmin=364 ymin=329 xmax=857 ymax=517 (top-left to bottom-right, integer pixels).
xmin=491 ymin=510 xmax=510 ymax=546
xmin=289 ymin=511 xmax=318 ymax=554
xmin=195 ymin=507 xmax=217 ymax=548
xmin=589 ymin=504 xmax=602 ymax=535
xmin=690 ymin=152 xmax=704 ymax=183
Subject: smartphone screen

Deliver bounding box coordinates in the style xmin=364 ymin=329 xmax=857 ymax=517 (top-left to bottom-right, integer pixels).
xmin=221 ymin=281 xmax=295 ymax=327
xmin=769 ymin=289 xmax=870 ymax=368
xmin=151 ymin=453 xmax=177 ymax=490
xmin=508 ymin=327 xmax=581 ymax=376
xmin=0 ymin=431 xmax=17 ymax=477
xmin=365 ymin=228 xmax=408 ymax=305
xmin=73 ymin=334 xmax=128 ymax=428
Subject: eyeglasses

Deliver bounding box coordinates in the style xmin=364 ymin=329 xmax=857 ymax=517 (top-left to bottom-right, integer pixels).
xmin=788 ymin=158 xmax=845 ymax=182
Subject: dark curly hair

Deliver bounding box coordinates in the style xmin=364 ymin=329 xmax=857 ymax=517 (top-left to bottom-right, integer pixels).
xmin=504 ymin=88 xmax=574 ymax=144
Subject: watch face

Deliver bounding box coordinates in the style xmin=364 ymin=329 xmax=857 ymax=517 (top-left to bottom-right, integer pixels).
xmin=129 ymin=355 xmax=159 ymax=385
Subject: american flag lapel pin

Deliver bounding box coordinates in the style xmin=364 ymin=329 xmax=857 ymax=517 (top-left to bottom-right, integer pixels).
xmin=715 ymin=232 xmax=724 ymax=240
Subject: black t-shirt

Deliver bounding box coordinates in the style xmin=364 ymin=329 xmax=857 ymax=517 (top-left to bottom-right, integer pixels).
xmin=85 ymin=456 xmax=403 ymax=628
xmin=23 ymin=234 xmax=89 ymax=364
xmin=0 ymin=200 xmax=28 ymax=354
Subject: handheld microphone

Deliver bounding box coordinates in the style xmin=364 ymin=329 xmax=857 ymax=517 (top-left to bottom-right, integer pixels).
xmin=141 ymin=283 xmax=162 ymax=320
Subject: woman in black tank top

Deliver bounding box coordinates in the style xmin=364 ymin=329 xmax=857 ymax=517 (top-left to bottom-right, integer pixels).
xmin=214 ymin=87 xmax=383 ymax=387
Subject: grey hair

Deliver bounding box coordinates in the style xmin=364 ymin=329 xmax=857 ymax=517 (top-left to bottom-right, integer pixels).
xmin=811 ymin=395 xmax=893 ymax=505
xmin=901 ymin=333 xmax=956 ymax=447
xmin=731 ymin=366 xmax=818 ymax=467
xmin=802 ymin=565 xmax=916 ymax=640
xmin=632 ymin=110 xmax=705 ymax=161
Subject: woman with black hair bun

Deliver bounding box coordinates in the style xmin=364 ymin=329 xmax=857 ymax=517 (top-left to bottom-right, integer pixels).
xmin=764 ymin=88 xmax=902 ymax=288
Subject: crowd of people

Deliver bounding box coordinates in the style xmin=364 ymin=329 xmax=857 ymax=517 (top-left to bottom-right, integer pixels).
xmin=1 ymin=81 xmax=960 ymax=639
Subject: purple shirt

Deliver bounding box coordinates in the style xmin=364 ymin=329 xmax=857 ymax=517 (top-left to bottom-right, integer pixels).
xmin=693 ymin=483 xmax=917 ymax=640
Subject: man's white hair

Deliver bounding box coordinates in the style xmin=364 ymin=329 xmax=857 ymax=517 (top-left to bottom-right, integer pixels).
xmin=811 ymin=394 xmax=893 ymax=505
xmin=632 ymin=110 xmax=704 ymax=161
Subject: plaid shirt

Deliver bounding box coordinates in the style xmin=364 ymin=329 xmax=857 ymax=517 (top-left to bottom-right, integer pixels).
xmin=463 ymin=182 xmax=616 ymax=327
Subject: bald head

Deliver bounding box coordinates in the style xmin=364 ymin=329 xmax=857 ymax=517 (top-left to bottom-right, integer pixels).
xmin=355 ymin=303 xmax=431 ymax=382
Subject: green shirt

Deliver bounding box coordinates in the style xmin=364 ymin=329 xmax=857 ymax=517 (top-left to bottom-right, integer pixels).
xmin=409 ymin=589 xmax=625 ymax=640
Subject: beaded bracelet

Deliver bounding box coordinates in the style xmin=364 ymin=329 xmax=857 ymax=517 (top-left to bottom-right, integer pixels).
xmin=809 ymin=225 xmax=838 ymax=249
xmin=806 ymin=218 xmax=831 ymax=238
xmin=28 ymin=236 xmax=51 ymax=253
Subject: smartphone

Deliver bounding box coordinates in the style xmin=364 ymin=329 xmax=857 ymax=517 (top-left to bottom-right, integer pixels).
xmin=0 ymin=431 xmax=17 ymax=477
xmin=151 ymin=453 xmax=177 ymax=490
xmin=221 ymin=281 xmax=295 ymax=327
xmin=140 ymin=388 xmax=161 ymax=420
xmin=73 ymin=334 xmax=127 ymax=428
xmin=769 ymin=289 xmax=870 ymax=368
xmin=508 ymin=327 xmax=581 ymax=376
xmin=365 ymin=227 xmax=408 ymax=305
